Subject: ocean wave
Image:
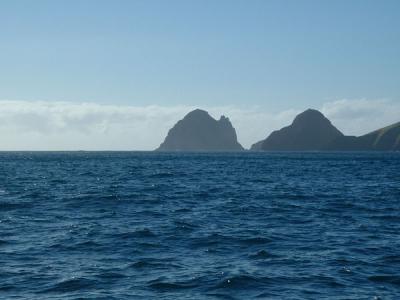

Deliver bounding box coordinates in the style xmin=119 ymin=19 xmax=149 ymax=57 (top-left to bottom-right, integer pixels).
xmin=1 ymin=151 xmax=399 ymax=299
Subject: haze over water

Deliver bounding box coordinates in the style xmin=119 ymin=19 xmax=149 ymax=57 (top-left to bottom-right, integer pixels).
xmin=1 ymin=151 xmax=399 ymax=299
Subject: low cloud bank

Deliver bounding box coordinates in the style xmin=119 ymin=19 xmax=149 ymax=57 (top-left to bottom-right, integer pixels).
xmin=0 ymin=99 xmax=398 ymax=150
xmin=322 ymin=99 xmax=400 ymax=136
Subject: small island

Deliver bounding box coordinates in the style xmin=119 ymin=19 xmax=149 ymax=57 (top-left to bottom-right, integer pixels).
xmin=156 ymin=109 xmax=244 ymax=151
xmin=251 ymin=109 xmax=344 ymax=151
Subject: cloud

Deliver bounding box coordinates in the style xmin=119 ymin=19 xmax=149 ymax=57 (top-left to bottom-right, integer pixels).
xmin=0 ymin=99 xmax=397 ymax=150
xmin=0 ymin=100 xmax=300 ymax=150
xmin=0 ymin=101 xmax=195 ymax=150
xmin=321 ymin=99 xmax=400 ymax=136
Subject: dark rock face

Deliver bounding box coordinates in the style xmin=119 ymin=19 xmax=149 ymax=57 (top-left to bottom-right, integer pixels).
xmin=251 ymin=109 xmax=344 ymax=151
xmin=251 ymin=108 xmax=400 ymax=151
xmin=326 ymin=122 xmax=400 ymax=151
xmin=323 ymin=136 xmax=365 ymax=151
xmin=249 ymin=140 xmax=264 ymax=151
xmin=368 ymin=122 xmax=400 ymax=150
xmin=156 ymin=109 xmax=244 ymax=151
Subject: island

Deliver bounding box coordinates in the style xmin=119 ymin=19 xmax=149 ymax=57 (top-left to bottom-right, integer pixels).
xmin=251 ymin=109 xmax=400 ymax=151
xmin=251 ymin=109 xmax=344 ymax=151
xmin=156 ymin=109 xmax=244 ymax=151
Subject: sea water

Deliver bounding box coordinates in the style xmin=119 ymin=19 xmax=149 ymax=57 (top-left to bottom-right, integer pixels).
xmin=0 ymin=152 xmax=399 ymax=299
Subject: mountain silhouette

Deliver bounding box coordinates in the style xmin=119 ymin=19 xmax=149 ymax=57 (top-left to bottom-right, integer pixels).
xmin=156 ymin=109 xmax=244 ymax=151
xmin=251 ymin=109 xmax=344 ymax=151
xmin=326 ymin=122 xmax=400 ymax=151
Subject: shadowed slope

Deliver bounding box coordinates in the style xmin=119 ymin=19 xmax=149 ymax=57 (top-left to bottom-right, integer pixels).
xmin=327 ymin=122 xmax=400 ymax=151
xmin=251 ymin=109 xmax=344 ymax=151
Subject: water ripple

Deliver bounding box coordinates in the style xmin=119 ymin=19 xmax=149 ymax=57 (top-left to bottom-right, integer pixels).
xmin=0 ymin=151 xmax=399 ymax=299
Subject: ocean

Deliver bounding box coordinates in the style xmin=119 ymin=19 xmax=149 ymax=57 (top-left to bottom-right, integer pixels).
xmin=0 ymin=151 xmax=399 ymax=299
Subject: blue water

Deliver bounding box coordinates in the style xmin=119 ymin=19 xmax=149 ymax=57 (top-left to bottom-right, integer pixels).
xmin=1 ymin=152 xmax=400 ymax=299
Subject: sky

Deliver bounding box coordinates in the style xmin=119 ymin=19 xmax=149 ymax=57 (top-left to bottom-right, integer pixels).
xmin=0 ymin=0 xmax=399 ymax=150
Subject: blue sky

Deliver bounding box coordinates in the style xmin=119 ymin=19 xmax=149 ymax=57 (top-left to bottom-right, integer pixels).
xmin=0 ymin=0 xmax=399 ymax=149
xmin=1 ymin=0 xmax=399 ymax=108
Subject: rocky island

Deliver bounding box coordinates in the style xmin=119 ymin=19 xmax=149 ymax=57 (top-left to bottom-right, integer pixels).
xmin=251 ymin=109 xmax=344 ymax=151
xmin=156 ymin=109 xmax=244 ymax=151
xmin=252 ymin=109 xmax=400 ymax=151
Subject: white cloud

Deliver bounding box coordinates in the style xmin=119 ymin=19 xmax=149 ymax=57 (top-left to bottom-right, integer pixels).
xmin=0 ymin=99 xmax=397 ymax=150
xmin=321 ymin=99 xmax=400 ymax=136
xmin=0 ymin=101 xmax=194 ymax=150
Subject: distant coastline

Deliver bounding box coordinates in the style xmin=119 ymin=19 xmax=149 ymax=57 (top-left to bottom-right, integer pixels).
xmin=157 ymin=108 xmax=400 ymax=152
